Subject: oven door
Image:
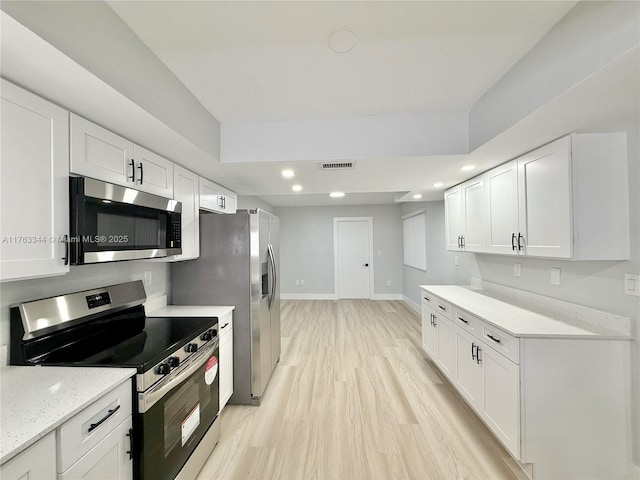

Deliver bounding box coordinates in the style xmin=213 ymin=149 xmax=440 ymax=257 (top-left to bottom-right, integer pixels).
xmin=70 ymin=177 xmax=182 ymax=264
xmin=137 ymin=339 xmax=219 ymax=480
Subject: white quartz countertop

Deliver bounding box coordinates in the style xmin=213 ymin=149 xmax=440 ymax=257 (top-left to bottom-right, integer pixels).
xmin=0 ymin=366 xmax=135 ymax=464
xmin=419 ymin=285 xmax=631 ymax=339
xmin=146 ymin=305 xmax=235 ymax=317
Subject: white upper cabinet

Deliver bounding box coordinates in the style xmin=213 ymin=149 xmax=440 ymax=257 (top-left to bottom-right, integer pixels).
xmin=1 ymin=79 xmax=70 ymax=282
xmin=458 ymin=133 xmax=630 ymax=260
xmin=199 ymin=177 xmax=237 ymax=214
xmin=71 ymin=114 xmax=173 ymax=198
xmin=445 ymin=177 xmax=485 ymax=252
xmin=170 ymin=165 xmax=200 ymax=261
xmin=485 ymin=160 xmax=520 ymax=255
xmin=132 ymin=145 xmax=174 ymax=198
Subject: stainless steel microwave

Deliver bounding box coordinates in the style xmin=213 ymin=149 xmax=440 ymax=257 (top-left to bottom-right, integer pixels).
xmin=69 ymin=177 xmax=182 ymax=265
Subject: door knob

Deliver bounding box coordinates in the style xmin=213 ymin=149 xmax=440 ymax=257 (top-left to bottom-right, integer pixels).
xmin=364 ymin=263 xmax=369 ymax=267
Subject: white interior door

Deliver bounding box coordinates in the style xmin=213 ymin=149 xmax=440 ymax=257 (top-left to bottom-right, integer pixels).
xmin=335 ymin=218 xmax=372 ymax=299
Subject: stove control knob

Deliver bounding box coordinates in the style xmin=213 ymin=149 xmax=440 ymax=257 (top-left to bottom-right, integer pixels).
xmin=200 ymin=331 xmax=212 ymax=341
xmin=185 ymin=343 xmax=198 ymax=353
xmin=156 ymin=363 xmax=170 ymax=375
xmin=211 ymin=328 xmax=218 ymax=338
xmin=167 ymin=356 xmax=180 ymax=368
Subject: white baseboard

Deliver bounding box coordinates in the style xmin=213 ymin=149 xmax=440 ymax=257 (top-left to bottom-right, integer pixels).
xmin=371 ymin=294 xmax=403 ymax=300
xmin=281 ymin=293 xmax=338 ymax=300
xmin=402 ymin=295 xmax=421 ymax=313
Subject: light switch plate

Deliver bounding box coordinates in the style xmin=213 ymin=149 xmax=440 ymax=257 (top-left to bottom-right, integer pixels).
xmin=550 ymin=268 xmax=561 ymax=286
xmin=454 ymin=256 xmax=459 ymax=266
xmin=514 ymin=263 xmax=522 ymax=277
xmin=624 ymin=274 xmax=640 ymax=296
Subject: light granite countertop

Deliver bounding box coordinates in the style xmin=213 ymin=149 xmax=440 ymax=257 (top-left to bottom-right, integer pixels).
xmin=146 ymin=305 xmax=235 ymax=318
xmin=419 ymin=285 xmax=631 ymax=339
xmin=0 ymin=366 xmax=135 ymax=464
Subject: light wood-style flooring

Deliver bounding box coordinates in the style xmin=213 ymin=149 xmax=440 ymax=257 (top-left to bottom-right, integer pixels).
xmin=197 ymin=300 xmax=527 ymax=480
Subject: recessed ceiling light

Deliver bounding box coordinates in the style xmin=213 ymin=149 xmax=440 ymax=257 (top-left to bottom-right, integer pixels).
xmin=461 ymin=165 xmax=475 ymax=171
xmin=328 ymin=30 xmax=357 ymax=54
xmin=282 ymin=169 xmax=295 ymax=178
xmin=329 ymin=191 xmax=345 ymax=198
xmin=433 ymin=182 xmax=444 ymax=188
xmin=413 ymin=194 xmax=423 ymax=200
xmin=292 ymin=184 xmax=302 ymax=192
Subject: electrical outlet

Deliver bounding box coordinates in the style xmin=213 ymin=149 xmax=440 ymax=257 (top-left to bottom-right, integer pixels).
xmin=454 ymin=256 xmax=459 ymax=266
xmin=295 ymin=280 xmax=300 ymax=286
xmin=550 ymin=268 xmax=561 ymax=286
xmin=624 ymin=274 xmax=640 ymax=296
xmin=514 ymin=263 xmax=522 ymax=277
xmin=386 ymin=280 xmax=391 ymax=286
xmin=300 ymin=280 xmax=305 ymax=286
xmin=144 ymin=271 xmax=152 ymax=287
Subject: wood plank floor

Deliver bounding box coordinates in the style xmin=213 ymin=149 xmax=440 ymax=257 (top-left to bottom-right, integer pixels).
xmin=197 ymin=300 xmax=527 ymax=480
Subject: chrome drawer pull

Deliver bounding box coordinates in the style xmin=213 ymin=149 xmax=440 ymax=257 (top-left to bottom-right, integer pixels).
xmin=487 ymin=334 xmax=501 ymax=344
xmin=88 ymin=405 xmax=120 ymax=433
xmin=458 ymin=316 xmax=468 ymax=324
xmin=438 ymin=305 xmax=446 ymax=311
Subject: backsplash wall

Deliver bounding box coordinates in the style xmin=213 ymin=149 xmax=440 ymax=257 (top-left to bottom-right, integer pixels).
xmin=0 ymin=261 xmax=170 ymax=362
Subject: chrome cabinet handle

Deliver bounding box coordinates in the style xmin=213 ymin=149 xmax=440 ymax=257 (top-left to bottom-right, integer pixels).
xmin=476 ymin=346 xmax=482 ymax=364
xmin=62 ymin=234 xmax=69 ymax=265
xmin=438 ymin=305 xmax=446 ymax=311
xmin=458 ymin=316 xmax=468 ymax=324
xmin=487 ymin=334 xmax=501 ymax=344
xmin=471 ymin=342 xmax=477 ymax=361
xmin=137 ymin=163 xmax=144 ymax=184
xmin=126 ymin=428 xmax=133 ymax=460
xmin=511 ymin=233 xmax=517 ymax=251
xmin=88 ymin=405 xmax=121 ymax=433
xmin=460 ymin=236 xmax=465 ymax=248
xmin=424 ymin=295 xmax=430 ymax=301
xmin=517 ymin=233 xmax=524 ymax=251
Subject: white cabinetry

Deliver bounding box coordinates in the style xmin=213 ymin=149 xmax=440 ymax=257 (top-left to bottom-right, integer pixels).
xmin=452 ymin=326 xmax=484 ymax=409
xmin=1 ymin=79 xmax=70 ymax=282
xmin=219 ymin=311 xmax=234 ymax=410
xmin=58 ymin=380 xmax=133 ymax=480
xmin=71 ymin=114 xmax=173 ymax=198
xmin=168 ymin=165 xmax=200 ymax=261
xmin=0 ymin=432 xmax=56 ymax=480
xmin=483 ymin=133 xmax=629 ymax=259
xmin=199 ymin=177 xmax=237 ymax=214
xmin=420 ymin=294 xmax=454 ymax=379
xmin=445 ymin=177 xmax=485 ymax=252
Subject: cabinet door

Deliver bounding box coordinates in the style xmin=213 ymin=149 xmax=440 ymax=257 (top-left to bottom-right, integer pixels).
xmin=199 ymin=177 xmax=222 ymax=213
xmin=485 ymin=160 xmax=519 ymax=255
xmin=481 ymin=342 xmax=521 ymax=459
xmin=444 ymin=186 xmax=463 ymax=251
xmin=1 ymin=80 xmax=70 ymax=281
xmin=70 ymin=114 xmax=134 ymax=187
xmin=461 ymin=177 xmax=485 ymax=252
xmin=133 ymin=145 xmax=174 ymax=198
xmin=0 ymin=432 xmax=56 ymax=480
xmin=60 ymin=417 xmax=133 ymax=480
xmin=220 ymin=327 xmax=234 ymax=410
xmin=221 ymin=191 xmax=237 ymax=214
xmin=436 ymin=315 xmax=454 ymax=379
xmin=453 ymin=326 xmax=483 ymax=412
xmin=170 ymin=165 xmax=200 ymax=261
xmin=517 ymin=136 xmax=572 ymax=258
xmin=421 ymin=305 xmax=438 ymax=359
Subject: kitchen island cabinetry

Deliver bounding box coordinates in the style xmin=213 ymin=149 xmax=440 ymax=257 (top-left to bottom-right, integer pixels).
xmin=420 ymin=285 xmax=630 ymax=479
xmin=0 ymin=79 xmax=69 ymax=282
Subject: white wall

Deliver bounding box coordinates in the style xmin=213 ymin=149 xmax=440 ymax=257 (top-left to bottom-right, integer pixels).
xmin=278 ymin=204 xmax=403 ymax=298
xmin=235 ymin=195 xmax=277 ymax=216
xmin=0 ymin=262 xmax=169 ymax=363
xmin=400 ymin=201 xmax=480 ymax=309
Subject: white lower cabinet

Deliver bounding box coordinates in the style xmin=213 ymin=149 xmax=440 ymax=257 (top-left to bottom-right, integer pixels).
xmin=58 ymin=380 xmax=133 ymax=480
xmin=421 ymin=301 xmax=438 ymax=360
xmin=453 ymin=326 xmax=484 ymax=409
xmin=219 ymin=312 xmax=234 ymax=410
xmin=0 ymin=432 xmax=56 ymax=480
xmin=59 ymin=417 xmax=133 ymax=480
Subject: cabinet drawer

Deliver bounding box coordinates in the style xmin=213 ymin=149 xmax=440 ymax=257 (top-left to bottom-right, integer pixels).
xmin=453 ymin=308 xmax=481 ymax=337
xmin=57 ymin=380 xmax=132 ymax=472
xmin=420 ymin=291 xmax=452 ymax=319
xmin=481 ymin=325 xmax=520 ymax=364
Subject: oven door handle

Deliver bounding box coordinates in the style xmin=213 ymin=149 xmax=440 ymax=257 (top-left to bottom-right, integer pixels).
xmin=138 ymin=340 xmax=218 ymax=413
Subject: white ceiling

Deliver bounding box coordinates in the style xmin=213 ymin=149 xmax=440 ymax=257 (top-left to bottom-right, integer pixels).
xmin=104 ymin=1 xmax=638 ymax=208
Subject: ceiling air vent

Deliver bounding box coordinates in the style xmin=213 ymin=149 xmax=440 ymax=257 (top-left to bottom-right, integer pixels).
xmin=318 ymin=162 xmax=355 ymax=170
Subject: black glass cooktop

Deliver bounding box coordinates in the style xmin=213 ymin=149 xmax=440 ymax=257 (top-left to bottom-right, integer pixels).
xmin=20 ymin=305 xmax=217 ymax=373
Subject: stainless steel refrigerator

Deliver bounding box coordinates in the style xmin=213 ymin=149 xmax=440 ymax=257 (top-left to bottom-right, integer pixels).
xmin=171 ymin=209 xmax=280 ymax=405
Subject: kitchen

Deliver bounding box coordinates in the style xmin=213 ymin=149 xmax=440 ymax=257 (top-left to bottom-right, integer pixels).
xmin=0 ymin=1 xmax=638 ymax=479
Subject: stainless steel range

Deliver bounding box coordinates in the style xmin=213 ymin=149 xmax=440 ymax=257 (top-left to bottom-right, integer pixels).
xmin=9 ymin=281 xmax=220 ymax=480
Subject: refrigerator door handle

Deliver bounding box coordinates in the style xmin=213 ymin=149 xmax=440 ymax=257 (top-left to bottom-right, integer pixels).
xmin=267 ymin=243 xmax=277 ymax=310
